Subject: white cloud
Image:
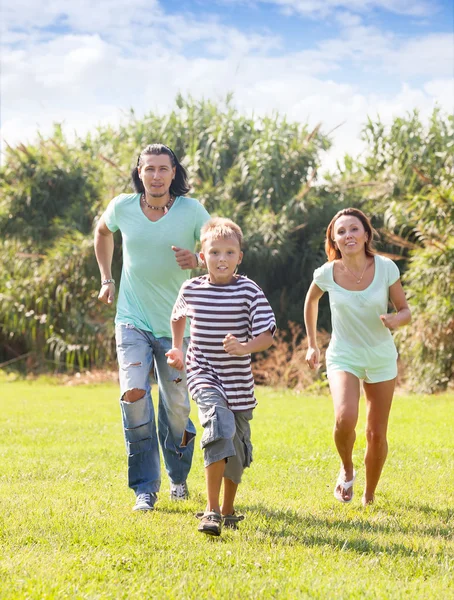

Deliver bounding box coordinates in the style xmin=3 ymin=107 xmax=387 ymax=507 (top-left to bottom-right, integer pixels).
xmin=1 ymin=0 xmax=451 ymax=172
xmin=386 ymin=34 xmax=454 ymax=78
xmin=222 ymin=0 xmax=436 ymax=18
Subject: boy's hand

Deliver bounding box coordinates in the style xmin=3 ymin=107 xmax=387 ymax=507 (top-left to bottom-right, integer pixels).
xmin=305 ymin=346 xmax=320 ymax=370
xmin=165 ymin=348 xmax=185 ymax=370
xmin=223 ymin=333 xmax=246 ymax=356
xmin=171 ymin=246 xmax=197 ymax=270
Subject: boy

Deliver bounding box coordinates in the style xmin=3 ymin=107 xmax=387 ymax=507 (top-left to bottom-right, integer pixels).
xmin=166 ymin=217 xmax=276 ymax=536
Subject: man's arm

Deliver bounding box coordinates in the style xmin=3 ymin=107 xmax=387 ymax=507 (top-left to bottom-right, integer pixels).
xmin=94 ymin=215 xmax=115 ymax=305
xmin=171 ymin=246 xmax=200 ymax=270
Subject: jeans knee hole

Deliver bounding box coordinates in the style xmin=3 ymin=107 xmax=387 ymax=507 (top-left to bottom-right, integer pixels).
xmin=123 ymin=388 xmax=146 ymax=403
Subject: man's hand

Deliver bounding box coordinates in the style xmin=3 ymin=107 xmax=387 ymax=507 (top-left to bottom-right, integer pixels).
xmin=165 ymin=348 xmax=185 ymax=371
xmin=223 ymin=333 xmax=246 ymax=356
xmin=172 ymin=246 xmax=197 ymax=270
xmin=98 ymin=282 xmax=115 ymax=305
xmin=305 ymin=346 xmax=320 ymax=370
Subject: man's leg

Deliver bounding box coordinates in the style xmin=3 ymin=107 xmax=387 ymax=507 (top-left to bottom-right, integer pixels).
xmin=116 ymin=324 xmax=161 ymax=497
xmin=153 ymin=336 xmax=196 ymax=487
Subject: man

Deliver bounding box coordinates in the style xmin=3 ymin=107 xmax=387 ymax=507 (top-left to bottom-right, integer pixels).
xmin=94 ymin=143 xmax=209 ymax=511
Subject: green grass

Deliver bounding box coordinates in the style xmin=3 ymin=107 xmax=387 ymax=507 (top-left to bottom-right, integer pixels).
xmin=0 ymin=381 xmax=453 ymax=599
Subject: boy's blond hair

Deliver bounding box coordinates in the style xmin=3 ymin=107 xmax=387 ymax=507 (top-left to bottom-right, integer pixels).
xmin=200 ymin=217 xmax=243 ymax=249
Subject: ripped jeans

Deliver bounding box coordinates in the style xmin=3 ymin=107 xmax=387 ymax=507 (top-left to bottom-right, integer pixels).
xmin=116 ymin=323 xmax=196 ymax=495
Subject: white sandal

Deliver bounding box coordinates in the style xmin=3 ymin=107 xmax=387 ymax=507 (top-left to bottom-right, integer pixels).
xmin=334 ymin=469 xmax=356 ymax=503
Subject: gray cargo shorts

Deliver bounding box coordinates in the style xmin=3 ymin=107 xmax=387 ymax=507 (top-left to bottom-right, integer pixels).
xmin=193 ymin=387 xmax=253 ymax=484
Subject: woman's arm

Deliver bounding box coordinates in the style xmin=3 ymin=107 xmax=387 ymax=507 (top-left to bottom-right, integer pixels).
xmin=380 ymin=279 xmax=411 ymax=329
xmin=304 ymin=282 xmax=324 ymax=370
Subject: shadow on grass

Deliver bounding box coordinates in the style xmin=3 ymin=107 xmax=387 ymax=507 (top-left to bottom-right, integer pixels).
xmin=391 ymin=500 xmax=453 ymax=522
xmin=235 ymin=503 xmax=453 ymax=556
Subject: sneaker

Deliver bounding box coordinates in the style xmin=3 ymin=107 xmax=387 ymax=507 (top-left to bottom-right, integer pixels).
xmin=133 ymin=492 xmax=157 ymax=512
xmin=170 ymin=481 xmax=189 ymax=501
xmin=197 ymin=511 xmax=222 ymax=536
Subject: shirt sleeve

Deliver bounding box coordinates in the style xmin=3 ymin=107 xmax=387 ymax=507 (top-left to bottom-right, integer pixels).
xmin=313 ymin=263 xmax=329 ymax=292
xmin=250 ymin=289 xmax=277 ymax=338
xmin=386 ymin=258 xmax=400 ymax=286
xmin=171 ymin=288 xmax=188 ymax=321
xmin=103 ymin=197 xmax=120 ymax=233
xmin=194 ymin=201 xmax=211 ymax=241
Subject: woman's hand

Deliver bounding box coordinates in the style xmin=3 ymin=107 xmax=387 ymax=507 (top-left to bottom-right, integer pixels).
xmin=380 ymin=313 xmax=400 ymax=330
xmin=306 ymin=346 xmax=320 ymax=370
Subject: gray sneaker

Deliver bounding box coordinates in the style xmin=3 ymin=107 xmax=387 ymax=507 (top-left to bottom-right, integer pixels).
xmin=133 ymin=492 xmax=157 ymax=512
xmin=170 ymin=481 xmax=189 ymax=501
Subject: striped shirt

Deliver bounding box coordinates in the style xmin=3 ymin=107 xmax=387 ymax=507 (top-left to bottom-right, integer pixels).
xmin=172 ymin=275 xmax=276 ymax=411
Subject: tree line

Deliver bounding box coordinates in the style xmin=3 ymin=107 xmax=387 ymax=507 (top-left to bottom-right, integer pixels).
xmin=0 ymin=96 xmax=452 ymax=392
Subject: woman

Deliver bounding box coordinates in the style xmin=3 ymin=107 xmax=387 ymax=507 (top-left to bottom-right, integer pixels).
xmin=304 ymin=208 xmax=411 ymax=505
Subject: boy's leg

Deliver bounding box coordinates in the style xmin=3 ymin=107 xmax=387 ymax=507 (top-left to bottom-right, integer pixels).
xmin=222 ymin=409 xmax=253 ymax=518
xmin=206 ymin=460 xmax=226 ymax=514
xmin=195 ymin=388 xmax=236 ymax=535
xmin=153 ymin=336 xmax=196 ymax=488
xmin=116 ymin=324 xmax=160 ymax=498
xmin=221 ymin=478 xmax=238 ymax=517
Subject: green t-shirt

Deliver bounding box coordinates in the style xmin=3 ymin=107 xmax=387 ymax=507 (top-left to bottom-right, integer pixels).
xmin=104 ymin=193 xmax=210 ymax=337
xmin=313 ymin=255 xmax=400 ymax=365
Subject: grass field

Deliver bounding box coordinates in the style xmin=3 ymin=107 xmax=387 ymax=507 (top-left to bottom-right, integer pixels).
xmin=0 ymin=380 xmax=452 ymax=599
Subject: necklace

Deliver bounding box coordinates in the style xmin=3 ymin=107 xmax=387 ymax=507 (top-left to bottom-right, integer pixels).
xmin=141 ymin=193 xmax=174 ymax=213
xmin=342 ymin=259 xmax=368 ymax=284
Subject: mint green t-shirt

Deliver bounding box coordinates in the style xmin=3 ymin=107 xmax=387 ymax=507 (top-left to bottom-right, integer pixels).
xmin=104 ymin=193 xmax=210 ymax=337
xmin=313 ymin=255 xmax=400 ymax=365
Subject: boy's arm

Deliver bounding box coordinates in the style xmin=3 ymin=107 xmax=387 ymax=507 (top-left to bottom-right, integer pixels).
xmin=165 ymin=316 xmax=187 ymax=370
xmin=223 ymin=330 xmax=274 ymax=356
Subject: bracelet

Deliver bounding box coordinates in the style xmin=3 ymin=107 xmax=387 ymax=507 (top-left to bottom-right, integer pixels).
xmin=101 ymin=278 xmax=115 ymax=285
xmin=195 ymin=253 xmax=204 ymax=268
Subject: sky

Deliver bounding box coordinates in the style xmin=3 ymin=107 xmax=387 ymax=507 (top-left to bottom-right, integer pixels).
xmin=1 ymin=0 xmax=453 ymax=171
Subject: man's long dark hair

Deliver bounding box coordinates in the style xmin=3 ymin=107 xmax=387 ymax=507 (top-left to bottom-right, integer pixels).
xmin=131 ymin=144 xmax=190 ymax=196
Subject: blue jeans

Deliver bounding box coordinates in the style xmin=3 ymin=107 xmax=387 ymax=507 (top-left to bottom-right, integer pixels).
xmin=116 ymin=323 xmax=196 ymax=495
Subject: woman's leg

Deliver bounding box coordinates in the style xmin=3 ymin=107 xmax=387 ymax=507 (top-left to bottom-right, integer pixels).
xmin=328 ymin=370 xmax=361 ymax=501
xmin=362 ymin=377 xmax=396 ymax=505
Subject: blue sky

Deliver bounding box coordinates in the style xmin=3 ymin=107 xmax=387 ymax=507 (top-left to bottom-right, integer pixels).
xmin=2 ymin=0 xmax=453 ymax=169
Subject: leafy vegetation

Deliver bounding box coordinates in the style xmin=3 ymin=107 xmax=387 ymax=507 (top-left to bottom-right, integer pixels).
xmin=329 ymin=109 xmax=454 ymax=391
xmin=0 ymin=99 xmax=452 ymax=391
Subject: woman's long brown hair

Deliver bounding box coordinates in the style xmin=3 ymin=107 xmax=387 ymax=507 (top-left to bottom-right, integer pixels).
xmin=325 ymin=207 xmax=377 ymax=261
